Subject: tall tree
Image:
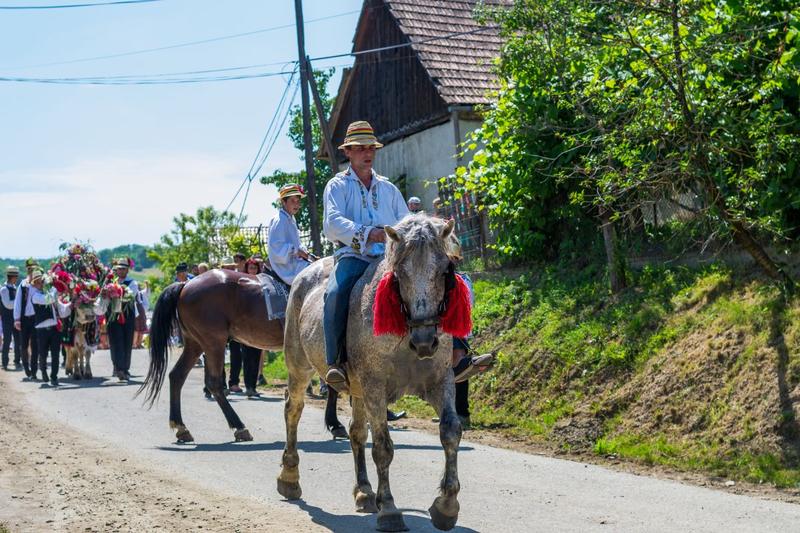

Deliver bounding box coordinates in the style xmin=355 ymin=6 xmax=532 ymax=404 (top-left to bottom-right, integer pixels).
xmin=467 ymin=0 xmax=799 ymax=290
xmin=148 ymin=206 xmax=238 ymax=290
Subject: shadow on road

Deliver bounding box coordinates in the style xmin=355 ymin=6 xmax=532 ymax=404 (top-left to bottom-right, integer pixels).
xmin=289 ymin=499 xmax=480 ymax=533
xmin=155 ymin=439 xmax=473 ymax=454
xmin=29 ymin=377 xmax=143 ymax=390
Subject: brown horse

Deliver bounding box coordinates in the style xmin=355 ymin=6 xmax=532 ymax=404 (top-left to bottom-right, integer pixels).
xmin=139 ymin=269 xmax=346 ymax=443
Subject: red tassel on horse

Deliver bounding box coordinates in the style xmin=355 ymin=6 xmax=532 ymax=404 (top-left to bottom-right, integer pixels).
xmin=440 ymin=275 xmax=472 ymax=338
xmin=373 ymin=271 xmax=408 ymax=337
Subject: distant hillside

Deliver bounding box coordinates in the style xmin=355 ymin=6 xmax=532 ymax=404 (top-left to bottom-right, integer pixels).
xmin=1 ymin=243 xmax=154 ymax=273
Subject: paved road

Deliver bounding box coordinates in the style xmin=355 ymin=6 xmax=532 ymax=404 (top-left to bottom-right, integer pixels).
xmin=10 ymin=349 xmax=800 ymax=532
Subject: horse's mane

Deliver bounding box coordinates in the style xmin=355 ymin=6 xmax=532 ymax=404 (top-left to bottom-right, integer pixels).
xmin=386 ymin=214 xmax=449 ymax=270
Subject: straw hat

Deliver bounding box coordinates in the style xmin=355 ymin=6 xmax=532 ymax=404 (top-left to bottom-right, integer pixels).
xmin=338 ymin=121 xmax=383 ymax=149
xmin=278 ymin=184 xmax=306 ymax=200
xmin=6 ymin=265 xmax=20 ymax=276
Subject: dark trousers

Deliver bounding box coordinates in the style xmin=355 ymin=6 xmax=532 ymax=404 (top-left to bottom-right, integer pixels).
xmin=36 ymin=326 xmax=60 ymax=379
xmin=20 ymin=315 xmax=38 ymax=373
xmin=455 ymin=380 xmax=469 ymax=418
xmin=107 ymin=312 xmax=135 ymax=373
xmin=2 ymin=314 xmax=20 ymax=367
xmin=228 ymin=340 xmax=243 ymax=386
xmin=241 ymin=345 xmax=261 ymax=390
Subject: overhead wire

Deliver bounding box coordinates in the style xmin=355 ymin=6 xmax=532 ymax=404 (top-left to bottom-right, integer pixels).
xmin=0 ymin=24 xmax=499 ymax=85
xmin=237 ymin=77 xmax=300 ymax=226
xmin=223 ymin=69 xmax=298 ymax=220
xmin=4 ymin=9 xmax=361 ymax=71
xmin=0 ymin=0 xmax=159 ymax=8
xmin=0 ymin=70 xmax=296 ymax=85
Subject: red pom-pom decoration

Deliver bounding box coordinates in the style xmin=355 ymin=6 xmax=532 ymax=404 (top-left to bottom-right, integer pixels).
xmin=440 ymin=275 xmax=472 ymax=338
xmin=373 ymin=271 xmax=407 ymax=337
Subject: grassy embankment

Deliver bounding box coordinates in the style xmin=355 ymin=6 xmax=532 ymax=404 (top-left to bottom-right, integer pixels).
xmin=260 ymin=260 xmax=800 ymax=487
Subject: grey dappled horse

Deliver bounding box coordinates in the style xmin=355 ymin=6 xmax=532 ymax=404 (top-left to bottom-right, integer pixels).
xmin=278 ymin=214 xmax=462 ymax=532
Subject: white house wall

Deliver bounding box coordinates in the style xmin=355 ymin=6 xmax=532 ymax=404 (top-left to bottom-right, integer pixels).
xmin=369 ymin=118 xmax=484 ymax=209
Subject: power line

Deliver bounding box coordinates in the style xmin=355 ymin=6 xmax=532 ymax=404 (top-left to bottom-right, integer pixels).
xmin=0 ymin=25 xmax=500 ymax=86
xmin=244 ymin=70 xmax=297 ymax=180
xmin=0 ymin=70 xmax=296 ymax=85
xmin=0 ymin=0 xmax=159 ymax=9
xmin=235 ymin=78 xmax=300 ymax=225
xmin=310 ymin=25 xmax=501 ymax=62
xmin=5 ymin=9 xmax=361 ymax=71
xmin=250 ymin=79 xmax=300 ymax=179
xmin=224 ymin=74 xmax=299 ymax=218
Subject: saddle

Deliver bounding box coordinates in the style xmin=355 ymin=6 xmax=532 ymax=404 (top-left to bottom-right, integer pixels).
xmin=257 ymin=272 xmax=290 ymax=321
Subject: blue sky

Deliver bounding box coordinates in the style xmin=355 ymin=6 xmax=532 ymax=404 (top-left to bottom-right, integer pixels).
xmin=0 ymin=0 xmax=363 ymax=257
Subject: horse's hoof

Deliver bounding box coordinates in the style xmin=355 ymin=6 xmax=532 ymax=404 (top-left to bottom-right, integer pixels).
xmin=74 ymin=374 xmax=81 ymax=380
xmin=277 ymin=479 xmax=302 ymax=500
xmin=330 ymin=425 xmax=349 ymax=440
xmin=354 ymin=490 xmax=378 ymax=513
xmin=429 ymin=497 xmax=459 ymax=531
xmin=85 ymin=373 xmax=92 ymax=379
xmin=176 ymin=429 xmax=194 ymax=443
xmin=234 ymin=428 xmax=253 ymax=442
xmin=376 ymin=510 xmax=408 ymax=532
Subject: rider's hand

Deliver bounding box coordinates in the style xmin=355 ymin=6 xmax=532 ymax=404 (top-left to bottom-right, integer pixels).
xmin=298 ymin=250 xmax=309 ymax=260
xmin=367 ymin=228 xmax=386 ymax=244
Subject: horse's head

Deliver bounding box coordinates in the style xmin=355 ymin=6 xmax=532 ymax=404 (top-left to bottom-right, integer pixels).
xmin=74 ymin=303 xmax=96 ymax=324
xmin=385 ymin=214 xmax=456 ymax=359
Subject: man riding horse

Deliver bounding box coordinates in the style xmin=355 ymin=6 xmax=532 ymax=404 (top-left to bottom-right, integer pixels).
xmin=322 ymin=121 xmax=409 ymax=390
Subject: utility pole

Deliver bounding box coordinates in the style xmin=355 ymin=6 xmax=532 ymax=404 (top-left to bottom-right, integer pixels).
xmin=294 ymin=0 xmax=322 ymax=256
xmin=307 ymin=56 xmax=337 ymax=174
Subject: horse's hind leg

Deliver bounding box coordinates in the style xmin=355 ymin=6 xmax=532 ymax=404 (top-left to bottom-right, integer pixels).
xmin=366 ymin=399 xmax=407 ymax=532
xmin=84 ymin=347 xmax=93 ymax=379
xmin=423 ymin=377 xmax=462 ymax=531
xmin=277 ymin=366 xmax=313 ymax=500
xmin=203 ymin=342 xmax=252 ymax=442
xmin=350 ymin=397 xmax=377 ymax=513
xmin=168 ymin=338 xmax=202 ymax=443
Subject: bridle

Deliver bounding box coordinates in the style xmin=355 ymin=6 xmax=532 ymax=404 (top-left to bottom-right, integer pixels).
xmin=393 ymin=261 xmax=456 ymax=329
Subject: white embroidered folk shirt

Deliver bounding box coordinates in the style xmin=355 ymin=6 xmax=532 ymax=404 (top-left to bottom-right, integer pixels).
xmin=322 ymin=167 xmax=409 ymax=262
xmin=267 ymin=208 xmax=310 ymax=285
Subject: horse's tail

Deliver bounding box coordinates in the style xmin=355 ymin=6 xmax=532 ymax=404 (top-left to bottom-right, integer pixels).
xmin=137 ymin=282 xmax=184 ymax=408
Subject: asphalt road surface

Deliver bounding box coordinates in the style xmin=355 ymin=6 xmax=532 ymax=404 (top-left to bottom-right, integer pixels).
xmin=8 ymin=349 xmax=800 ymax=532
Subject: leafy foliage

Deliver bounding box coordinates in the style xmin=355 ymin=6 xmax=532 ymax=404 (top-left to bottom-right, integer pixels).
xmin=467 ymin=0 xmax=800 ymax=269
xmin=147 ymin=206 xmax=238 ymax=292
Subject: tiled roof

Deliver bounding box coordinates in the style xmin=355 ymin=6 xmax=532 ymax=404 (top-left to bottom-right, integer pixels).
xmin=384 ymin=0 xmax=507 ymax=105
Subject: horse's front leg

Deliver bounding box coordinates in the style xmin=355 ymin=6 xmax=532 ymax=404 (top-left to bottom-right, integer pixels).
xmin=277 ymin=367 xmax=312 ymax=500
xmin=84 ymin=347 xmax=93 ymax=379
xmin=350 ymin=397 xmax=377 ymax=513
xmin=366 ymin=399 xmax=407 ymax=532
xmin=425 ymin=375 xmax=462 ymax=531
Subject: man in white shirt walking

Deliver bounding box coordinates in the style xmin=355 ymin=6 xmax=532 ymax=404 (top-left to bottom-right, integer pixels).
xmin=1 ymin=265 xmax=21 ymax=370
xmin=13 ymin=259 xmax=40 ymax=377
xmin=322 ymin=121 xmax=409 ymax=389
xmin=30 ymin=269 xmax=72 ymax=385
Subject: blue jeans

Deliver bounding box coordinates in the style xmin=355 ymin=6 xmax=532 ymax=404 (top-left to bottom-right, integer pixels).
xmin=323 ymin=256 xmax=370 ymax=366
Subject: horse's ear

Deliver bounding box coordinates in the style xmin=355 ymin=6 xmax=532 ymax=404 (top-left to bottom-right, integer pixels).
xmin=440 ymin=218 xmax=455 ymax=239
xmin=385 ymin=225 xmax=401 ymax=242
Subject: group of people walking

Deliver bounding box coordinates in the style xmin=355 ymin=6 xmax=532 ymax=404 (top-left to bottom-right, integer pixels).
xmin=0 ymin=258 xmax=147 ymax=386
